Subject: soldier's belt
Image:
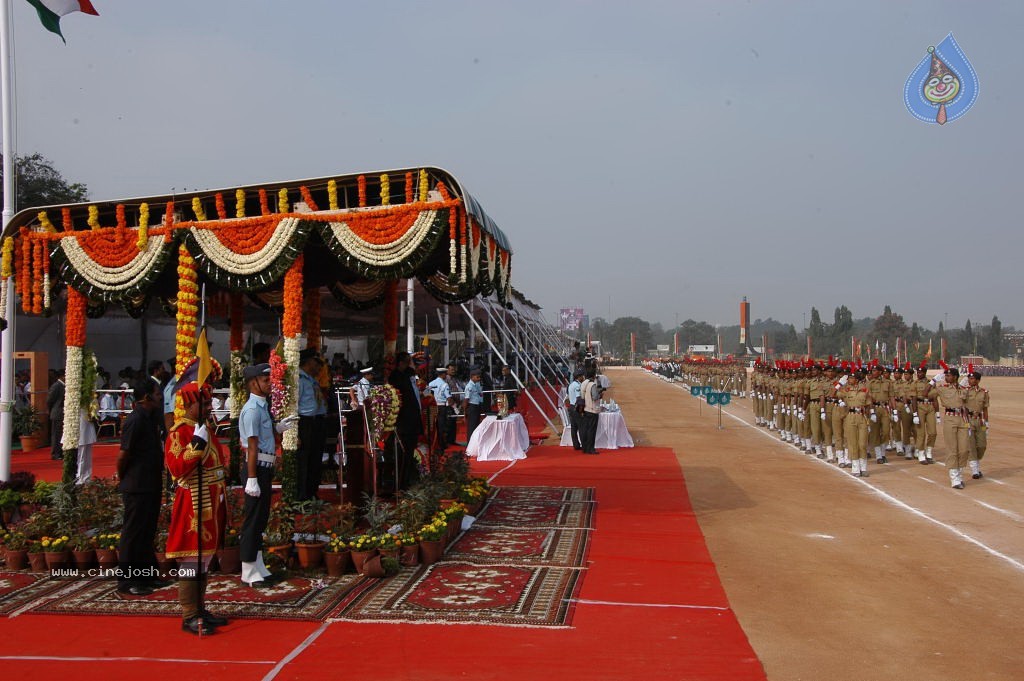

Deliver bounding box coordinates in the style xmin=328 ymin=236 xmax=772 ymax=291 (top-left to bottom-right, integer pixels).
xmin=176 ymin=466 xmax=226 ymax=490
xmin=257 ymin=451 xmax=277 ymax=466
xmin=944 ymin=408 xmax=962 ymax=415
xmin=917 ymin=399 xmax=935 ymax=405
xmin=967 ymin=410 xmax=983 ymax=417
xmin=848 ymin=407 xmax=867 ymax=414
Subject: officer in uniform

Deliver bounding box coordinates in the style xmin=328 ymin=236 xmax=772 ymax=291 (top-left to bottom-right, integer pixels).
xmin=830 ymin=363 xmax=851 ymax=468
xmin=819 ymin=364 xmax=837 ymax=462
xmin=934 ymin=366 xmax=970 ymax=489
xmin=840 ymin=369 xmax=873 ymax=477
xmin=240 ymin=363 xmax=297 ymax=587
xmin=866 ymin=363 xmax=894 ymax=464
xmin=463 ymin=367 xmax=484 ymax=444
xmin=911 ymin=362 xmax=939 ymax=464
xmin=565 ymin=369 xmax=584 ymax=450
xmin=963 ymin=369 xmax=990 ymax=479
xmin=807 ymin=364 xmax=828 ymax=458
xmin=425 ymin=367 xmax=453 ymax=450
xmin=351 ymin=367 xmax=374 ymax=407
xmin=296 ymin=348 xmax=327 ymax=501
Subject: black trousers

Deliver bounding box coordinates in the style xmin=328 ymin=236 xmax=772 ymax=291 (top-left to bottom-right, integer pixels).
xmin=240 ymin=466 xmax=274 ymax=563
xmin=50 ymin=415 xmax=63 ymax=459
xmin=435 ymin=406 xmax=451 ymax=449
xmin=118 ymin=492 xmax=160 ymax=586
xmin=580 ymin=411 xmax=599 ymax=453
xmin=296 ymin=416 xmax=326 ymax=501
xmin=465 ymin=403 xmax=482 ymax=443
xmin=568 ymin=409 xmax=583 ymax=449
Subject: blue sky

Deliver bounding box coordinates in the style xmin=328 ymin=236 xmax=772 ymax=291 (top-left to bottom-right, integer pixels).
xmin=10 ymin=1 xmax=1022 ymax=330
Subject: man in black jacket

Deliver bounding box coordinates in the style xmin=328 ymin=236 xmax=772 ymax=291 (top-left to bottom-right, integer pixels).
xmin=389 ymin=351 xmax=423 ymax=490
xmin=116 ymin=380 xmax=168 ymax=596
xmin=46 ymin=370 xmax=65 ymax=461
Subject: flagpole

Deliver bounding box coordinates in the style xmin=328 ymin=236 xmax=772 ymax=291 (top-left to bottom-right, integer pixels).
xmin=0 ymin=0 xmax=16 ymax=483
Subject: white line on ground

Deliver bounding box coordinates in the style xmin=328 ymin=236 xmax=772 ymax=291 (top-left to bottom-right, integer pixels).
xmin=806 ymin=533 xmax=836 ymax=540
xmin=487 ymin=459 xmax=520 ymax=484
xmin=0 ymin=655 xmax=275 ymax=665
xmin=262 ymin=622 xmax=331 ymax=681
xmin=916 ymin=475 xmax=938 ymax=485
xmin=656 ymin=374 xmax=1024 ymax=575
xmin=974 ymin=500 xmax=1024 ymax=522
xmin=567 ymin=598 xmax=729 ymax=611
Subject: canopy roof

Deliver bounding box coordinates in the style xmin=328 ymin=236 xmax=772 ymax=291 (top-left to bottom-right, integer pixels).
xmin=3 ymin=166 xmax=514 ymax=320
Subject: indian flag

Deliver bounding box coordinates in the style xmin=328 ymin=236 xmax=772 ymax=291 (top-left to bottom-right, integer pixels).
xmin=25 ymin=0 xmax=99 ymax=42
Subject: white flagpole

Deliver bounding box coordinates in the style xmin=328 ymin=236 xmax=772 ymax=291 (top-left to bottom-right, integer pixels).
xmin=0 ymin=0 xmax=16 ymax=483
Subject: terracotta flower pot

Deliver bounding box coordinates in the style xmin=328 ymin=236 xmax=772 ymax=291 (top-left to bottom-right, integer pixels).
xmin=360 ymin=554 xmax=385 ymax=578
xmin=45 ymin=550 xmax=71 ymax=571
xmin=399 ymin=543 xmax=420 ymax=567
xmin=19 ymin=435 xmax=42 ymax=452
xmin=419 ymin=539 xmax=444 ymax=565
xmin=5 ymin=548 xmax=28 ymax=570
xmin=324 ymin=550 xmax=351 ymax=577
xmin=295 ymin=542 xmax=326 ymax=570
xmin=378 ymin=547 xmax=399 ymax=563
xmin=96 ymin=548 xmax=118 ymax=571
xmin=446 ymin=518 xmax=461 ymax=542
xmin=216 ymin=545 xmax=241 ymax=574
xmin=350 ymin=548 xmax=377 ymax=574
xmin=27 ymin=551 xmax=47 ymax=573
xmin=466 ymin=501 xmax=483 ymax=516
xmin=72 ymin=549 xmax=96 ymax=571
xmin=266 ymin=543 xmax=292 ymax=564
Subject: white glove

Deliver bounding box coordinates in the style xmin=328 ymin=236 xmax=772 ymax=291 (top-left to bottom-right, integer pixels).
xmin=192 ymin=423 xmax=209 ymax=447
xmin=958 ymin=375 xmax=970 ymax=388
xmin=838 ymin=400 xmax=846 ymax=408
xmin=983 ymin=420 xmax=989 ymax=430
xmin=905 ymin=405 xmax=912 ymax=414
xmin=820 ymin=409 xmax=826 ymax=420
xmin=275 ymin=415 xmax=299 ymax=433
xmin=834 ymin=376 xmax=848 ymax=388
xmin=913 ymin=413 xmax=920 ymax=425
xmin=798 ymin=412 xmax=806 ymax=422
xmin=929 ymin=372 xmax=944 ymax=386
xmin=773 ymin=405 xmax=779 ymax=414
xmin=891 ymin=411 xmax=899 ymax=423
xmin=870 ymin=413 xmax=878 ymax=423
xmin=244 ymin=477 xmax=261 ymax=497
xmin=935 ymin=415 xmax=942 ymax=424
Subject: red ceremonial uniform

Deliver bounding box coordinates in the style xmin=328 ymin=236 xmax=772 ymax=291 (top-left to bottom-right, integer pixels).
xmin=164 ymin=418 xmax=229 ymax=560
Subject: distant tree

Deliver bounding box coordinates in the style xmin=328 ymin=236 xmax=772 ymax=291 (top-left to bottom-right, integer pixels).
xmin=871 ymin=305 xmax=908 ymax=351
xmin=988 ymin=316 xmax=1003 ymax=359
xmin=808 ymin=307 xmax=826 ymax=337
xmin=0 ymin=152 xmax=88 ymax=210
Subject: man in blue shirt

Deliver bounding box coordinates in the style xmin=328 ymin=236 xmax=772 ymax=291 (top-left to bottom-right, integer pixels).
xmin=296 ymin=348 xmax=327 ymax=501
xmin=463 ymin=367 xmax=484 ymax=444
xmin=239 ymin=363 xmax=296 ymax=588
xmin=565 ymin=369 xmax=584 ymax=450
xmin=425 ymin=367 xmax=453 ymax=451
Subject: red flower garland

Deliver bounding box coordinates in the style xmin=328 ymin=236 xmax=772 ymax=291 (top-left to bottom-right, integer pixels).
xmin=215 ymin=193 xmax=228 ymax=220
xmin=405 ymin=172 xmax=414 ymax=204
xmin=66 ymin=287 xmax=87 ymax=347
xmin=116 ymin=204 xmax=126 ymax=230
xmin=259 ymin=189 xmax=270 ymax=216
xmin=299 ymin=186 xmax=319 ymax=212
xmin=357 ymin=175 xmax=367 ymax=207
xmin=31 ymin=239 xmax=42 ymax=314
xmin=19 ymin=230 xmax=30 ymax=313
xmin=62 ymin=208 xmax=73 ymax=232
xmin=282 ymin=255 xmax=304 ymax=338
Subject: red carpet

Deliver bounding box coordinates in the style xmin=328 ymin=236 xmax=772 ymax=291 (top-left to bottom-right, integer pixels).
xmin=0 ymin=442 xmax=765 ymax=680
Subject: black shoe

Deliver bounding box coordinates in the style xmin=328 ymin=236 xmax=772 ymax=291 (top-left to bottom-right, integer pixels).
xmin=926 ymin=459 xmax=935 ymax=465
xmin=972 ymin=472 xmax=983 ymax=480
xmin=50 ymin=454 xmax=63 ymax=461
xmin=117 ymin=584 xmax=154 ymax=596
xmin=201 ymin=609 xmax=228 ymax=627
xmin=182 ymin=615 xmax=216 ymax=635
xmin=247 ymin=579 xmax=275 ymax=590
xmin=583 ymin=450 xmax=599 ymax=455
xmin=816 ymin=453 xmax=826 ymax=459
xmin=953 ymin=483 xmax=965 ymax=490
xmin=877 ymin=457 xmax=887 ymax=464
xmin=148 ymin=578 xmax=174 ymax=589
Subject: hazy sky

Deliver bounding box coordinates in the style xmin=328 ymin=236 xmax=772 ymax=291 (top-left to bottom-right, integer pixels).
xmin=9 ymin=1 xmax=1022 ymax=330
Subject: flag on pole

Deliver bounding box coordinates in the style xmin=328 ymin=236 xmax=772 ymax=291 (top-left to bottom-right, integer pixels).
xmin=925 ymin=338 xmax=933 ymax=359
xmin=196 ymin=327 xmax=213 ymax=387
xmin=25 ymin=0 xmax=98 ymax=43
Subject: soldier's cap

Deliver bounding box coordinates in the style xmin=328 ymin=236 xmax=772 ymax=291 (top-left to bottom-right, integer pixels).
xmin=970 ymin=371 xmax=982 ymax=380
xmin=360 ymin=367 xmax=374 ymax=374
xmin=243 ymin=363 xmax=271 ymax=381
xmin=946 ymin=366 xmax=959 ymax=376
xmin=299 ymin=348 xmax=320 ymax=363
xmin=894 ymin=367 xmax=904 ymax=374
xmin=435 ymin=367 xmax=448 ymax=373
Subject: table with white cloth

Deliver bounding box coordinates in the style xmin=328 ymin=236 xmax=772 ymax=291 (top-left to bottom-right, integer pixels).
xmin=560 ymin=410 xmax=634 ymax=450
xmin=466 ymin=413 xmax=530 ymax=461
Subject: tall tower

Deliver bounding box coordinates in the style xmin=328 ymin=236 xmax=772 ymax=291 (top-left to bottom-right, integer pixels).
xmin=739 ymin=297 xmax=751 ymax=351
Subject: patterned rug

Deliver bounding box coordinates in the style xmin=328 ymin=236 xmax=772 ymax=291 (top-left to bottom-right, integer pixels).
xmin=472 ymin=486 xmax=596 ymax=530
xmin=443 ymin=527 xmax=590 ymax=568
xmin=29 ymin=573 xmax=366 ymax=621
xmin=0 ymin=573 xmax=73 ymax=617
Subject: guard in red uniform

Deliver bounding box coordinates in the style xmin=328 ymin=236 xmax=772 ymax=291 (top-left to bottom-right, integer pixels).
xmin=165 ymin=377 xmax=229 ymax=635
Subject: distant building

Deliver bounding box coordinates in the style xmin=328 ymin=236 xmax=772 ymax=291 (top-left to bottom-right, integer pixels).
xmin=559 ymin=307 xmax=586 ymax=332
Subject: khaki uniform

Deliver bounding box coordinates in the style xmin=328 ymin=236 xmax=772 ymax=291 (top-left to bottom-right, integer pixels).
xmin=893 ymin=376 xmax=915 ymax=457
xmin=866 ymin=376 xmax=892 ymax=458
xmin=935 ymin=380 xmax=970 ymax=487
xmin=963 ymin=385 xmax=989 ymax=464
xmin=808 ymin=375 xmax=828 ymax=455
xmin=840 ymin=383 xmax=873 ymax=475
xmin=911 ymin=377 xmax=938 ymax=461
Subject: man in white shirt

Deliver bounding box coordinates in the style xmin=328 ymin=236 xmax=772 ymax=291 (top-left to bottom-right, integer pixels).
xmin=351 ymin=367 xmax=374 ymax=407
xmin=425 ymin=367 xmax=453 ymax=450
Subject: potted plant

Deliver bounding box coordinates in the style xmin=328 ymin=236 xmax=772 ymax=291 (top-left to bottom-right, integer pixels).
xmin=323 ymin=535 xmax=352 ymax=577
xmin=95 ymin=532 xmax=120 ymax=570
xmin=12 ymin=404 xmax=42 ymax=452
xmin=349 ymin=532 xmax=380 ymax=574
xmin=0 ymin=487 xmax=20 ymax=524
xmin=377 ymin=532 xmax=400 ymax=562
xmin=396 ymin=531 xmax=420 ymax=567
xmin=6 ymin=471 xmax=36 ymax=520
xmin=26 ymin=537 xmax=48 ymax=573
xmin=292 ymin=498 xmax=329 ymax=570
xmin=41 ymin=534 xmax=71 ymax=570
xmin=263 ymin=499 xmax=296 ymax=565
xmin=418 ymin=516 xmax=448 ymax=565
xmin=3 ymin=530 xmax=29 ymax=570
xmin=70 ymin=533 xmax=96 ymax=570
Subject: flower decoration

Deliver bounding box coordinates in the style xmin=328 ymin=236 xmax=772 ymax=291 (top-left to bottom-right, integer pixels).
xmin=215 ymin=193 xmax=227 ymax=220
xmin=404 ymin=172 xmax=414 ymax=204
xmin=40 ymin=535 xmax=70 ymax=552
xmin=300 ymin=185 xmax=318 ymax=212
xmin=357 ymin=175 xmax=367 ymax=207
xmin=418 ymin=169 xmax=429 ymax=202
xmin=268 ymin=347 xmax=293 ymax=421
xmin=379 ymin=174 xmax=390 ymax=206
xmin=37 ymin=211 xmax=56 ymax=232
xmin=80 ymin=347 xmax=99 ymax=420
xmin=259 ymin=189 xmax=270 ymax=216
xmin=366 ymin=383 xmax=400 ymax=447
xmin=191 ymin=197 xmax=207 ymax=222
xmin=136 ymin=202 xmax=149 ymax=250
xmin=282 ymin=254 xmax=304 ymax=337
xmin=278 ymin=188 xmax=289 ymax=214
xmin=175 ymin=244 xmax=199 ymax=376
xmin=116 ymin=204 xmax=126 ymax=230
xmin=87 ymin=205 xmax=99 ymax=230
xmin=96 ymin=532 xmax=120 ymax=550
xmin=327 ymin=179 xmax=338 ymax=210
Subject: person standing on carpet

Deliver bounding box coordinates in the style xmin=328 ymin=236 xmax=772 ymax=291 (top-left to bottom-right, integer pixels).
xmin=165 ymin=376 xmax=229 ymax=635
xmin=565 ymin=369 xmax=584 ymax=450
xmin=239 ymin=363 xmax=296 ymax=588
xmin=579 ymin=368 xmax=603 ymax=455
xmin=116 ymin=379 xmax=169 ymax=596
xmin=463 ymin=367 xmax=484 ymax=444
xmin=425 ymin=367 xmax=454 ymax=451
xmin=296 ymin=348 xmax=327 ymax=501
xmin=388 ymin=351 xmax=423 ymax=490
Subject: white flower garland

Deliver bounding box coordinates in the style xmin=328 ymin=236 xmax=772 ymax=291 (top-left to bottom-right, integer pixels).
xmin=229 ymin=350 xmax=246 ymax=419
xmin=460 ymin=239 xmax=467 ymax=283
xmin=325 ymin=209 xmax=438 ymax=267
xmin=469 ymin=223 xmax=481 ymax=279
xmin=450 ymin=238 xmax=457 ymax=276
xmin=335 ymin=279 xmax=388 ymax=301
xmin=42 ymin=273 xmax=50 ymax=311
xmin=61 ymin=346 xmax=83 ymax=450
xmin=0 ymin=280 xmax=7 ymax=321
xmin=189 ymin=217 xmax=300 ymax=275
xmin=486 ymin=236 xmax=497 ymax=282
xmin=282 ymin=336 xmax=301 ymax=450
xmin=61 ymin=235 xmax=166 ymax=292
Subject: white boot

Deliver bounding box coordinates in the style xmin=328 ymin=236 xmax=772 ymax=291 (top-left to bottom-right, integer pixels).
xmin=905 ymin=445 xmax=915 ymax=460
xmin=875 ymin=446 xmax=886 ymax=464
xmin=839 ymin=449 xmax=849 ymax=467
xmin=969 ymin=459 xmax=983 ymax=479
xmin=850 ymin=458 xmax=860 ymax=475
xmin=949 ymin=468 xmax=964 ymax=489
xmin=925 ymin=446 xmax=934 ymax=463
xmin=826 ymin=445 xmax=835 ymax=462
xmin=859 ymin=458 xmax=869 ymax=477
xmin=917 ymin=447 xmax=927 ymax=463
xmin=895 ymin=442 xmax=904 ymax=454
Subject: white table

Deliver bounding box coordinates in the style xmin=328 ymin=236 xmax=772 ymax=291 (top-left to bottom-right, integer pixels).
xmin=466 ymin=413 xmax=530 ymax=461
xmin=560 ymin=410 xmax=634 ymax=450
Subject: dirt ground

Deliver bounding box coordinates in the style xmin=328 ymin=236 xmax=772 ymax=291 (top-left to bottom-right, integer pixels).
xmin=603 ymin=367 xmax=1024 ymax=681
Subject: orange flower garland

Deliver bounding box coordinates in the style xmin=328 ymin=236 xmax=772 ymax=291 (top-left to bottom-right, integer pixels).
xmin=116 ymin=204 xmax=126 ymax=230
xmin=299 ymin=186 xmax=318 ymax=212
xmin=66 ymin=287 xmax=87 ymax=347
xmin=336 ymin=203 xmax=456 ymax=245
xmin=62 ymin=208 xmax=73 ymax=232
xmin=405 ymin=172 xmax=414 ymax=204
xmin=19 ymin=230 xmax=30 ymax=313
xmin=282 ymin=254 xmax=304 ymax=338
xmin=31 ymin=239 xmax=42 ymax=314
xmin=304 ymin=288 xmax=320 ymax=348
xmin=163 ymin=201 xmax=175 ymax=243
xmin=357 ymin=175 xmax=367 ymax=207
xmin=215 ymin=193 xmax=227 ymax=220
xmin=259 ymin=189 xmax=270 ymax=216
xmin=175 ymin=244 xmax=199 ymax=376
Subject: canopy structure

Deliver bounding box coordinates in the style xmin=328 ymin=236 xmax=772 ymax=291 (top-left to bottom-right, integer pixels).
xmin=0 ymin=166 xmax=516 ymax=490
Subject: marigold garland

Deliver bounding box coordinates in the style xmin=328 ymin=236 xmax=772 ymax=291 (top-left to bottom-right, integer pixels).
xmin=116 ymin=204 xmax=126 ymax=230
xmin=379 ymin=174 xmax=390 ymax=206
xmin=19 ymin=230 xmax=30 ymax=313
xmin=278 ymin=188 xmax=289 ymax=214
xmin=299 ymin=186 xmax=318 ymax=212
xmin=213 ymin=193 xmax=226 ymax=220
xmin=1 ymin=237 xmax=13 ymax=278
xmin=358 ymin=175 xmax=367 ymax=207
xmin=38 ymin=212 xmax=56 ymax=233
xmin=192 ymin=197 xmax=207 ymax=222
xmin=259 ymin=189 xmax=270 ymax=216
xmin=327 ymin=180 xmax=338 ymax=210
xmin=62 ymin=208 xmax=73 ymax=232
xmin=87 ymin=205 xmax=100 ymax=230
xmin=282 ymin=254 xmax=304 ymax=338
xmin=235 ymin=189 xmax=246 ymax=218
xmin=175 ymin=244 xmax=199 ymax=393
xmin=136 ymin=203 xmax=149 ymax=250
xmin=66 ymin=287 xmax=87 ymax=347
xmin=405 ymin=172 xmax=414 ymax=204
xmin=418 ymin=169 xmax=429 ymax=202
xmin=31 ymin=240 xmax=42 ymax=314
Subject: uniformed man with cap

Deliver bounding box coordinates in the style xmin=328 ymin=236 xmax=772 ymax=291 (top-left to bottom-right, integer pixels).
xmin=840 ymin=369 xmax=873 ymax=477
xmin=296 ymin=348 xmax=327 ymax=501
xmin=911 ymin=362 xmax=938 ymax=465
xmin=425 ymin=367 xmax=454 ymax=450
xmin=565 ymin=369 xmax=584 ymax=450
xmin=463 ymin=367 xmax=485 ymax=443
xmin=963 ymin=369 xmax=990 ymax=479
xmin=866 ymin=363 xmax=894 ymax=464
xmin=351 ymin=366 xmax=375 ymax=407
xmin=239 ymin=363 xmax=297 ymax=587
xmin=934 ymin=365 xmax=970 ymax=489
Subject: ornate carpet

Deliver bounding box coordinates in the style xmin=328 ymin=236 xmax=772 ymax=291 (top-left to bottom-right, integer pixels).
xmin=0 ymin=573 xmax=73 ymax=617
xmin=28 ymin=574 xmax=365 ymax=621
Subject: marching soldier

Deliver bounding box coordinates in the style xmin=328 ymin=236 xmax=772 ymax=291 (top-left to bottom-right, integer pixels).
xmin=934 ymin=365 xmax=970 ymax=489
xmin=866 ymin=363 xmax=894 ymax=464
xmin=840 ymin=369 xmax=873 ymax=477
xmin=831 ymin=363 xmax=852 ymax=468
xmin=964 ymin=368 xmax=990 ymax=480
xmin=911 ymin=362 xmax=938 ymax=464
